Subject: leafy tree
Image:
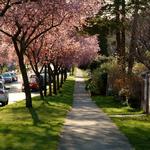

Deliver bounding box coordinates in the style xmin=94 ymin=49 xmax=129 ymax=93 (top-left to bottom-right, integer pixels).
xmin=24 ymin=0 xmax=101 ymax=98
xmin=82 ymin=16 xmax=109 ymax=56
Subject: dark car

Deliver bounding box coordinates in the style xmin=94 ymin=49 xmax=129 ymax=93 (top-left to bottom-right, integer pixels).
xmin=2 ymin=72 xmax=13 ymax=83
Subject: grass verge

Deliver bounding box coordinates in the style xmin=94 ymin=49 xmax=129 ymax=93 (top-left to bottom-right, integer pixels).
xmin=92 ymin=96 xmax=150 ymax=150
xmin=0 ymin=76 xmax=75 ymax=150
xmin=93 ymin=96 xmax=143 ymax=115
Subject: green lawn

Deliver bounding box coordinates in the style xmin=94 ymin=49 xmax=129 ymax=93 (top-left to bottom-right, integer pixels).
xmin=92 ymin=96 xmax=150 ymax=150
xmin=112 ymin=116 xmax=150 ymax=150
xmin=93 ymin=96 xmax=143 ymax=115
xmin=0 ymin=76 xmax=75 ymax=150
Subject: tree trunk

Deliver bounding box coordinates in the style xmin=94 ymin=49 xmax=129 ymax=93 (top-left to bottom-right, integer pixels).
xmin=146 ymin=75 xmax=150 ymax=114
xmin=115 ymin=0 xmax=121 ymax=57
xmin=48 ymin=64 xmax=52 ymax=96
xmin=12 ymin=39 xmax=32 ymax=108
xmin=71 ymin=66 xmax=74 ymax=76
xmin=98 ymin=27 xmax=108 ymax=56
xmin=19 ymin=56 xmax=32 ymax=108
xmin=57 ymin=72 xmax=60 ymax=91
xmin=128 ymin=0 xmax=139 ymax=74
xmin=44 ymin=64 xmax=47 ymax=96
xmin=64 ymin=68 xmax=67 ymax=81
xmin=53 ymin=66 xmax=57 ymax=95
xmin=120 ymin=0 xmax=126 ymax=73
xmin=36 ymin=72 xmax=44 ymax=99
xmin=60 ymin=68 xmax=64 ymax=88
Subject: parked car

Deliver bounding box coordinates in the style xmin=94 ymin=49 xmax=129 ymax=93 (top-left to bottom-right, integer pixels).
xmin=2 ymin=72 xmax=13 ymax=83
xmin=29 ymin=75 xmax=40 ymax=91
xmin=0 ymin=75 xmax=5 ymax=84
xmin=9 ymin=72 xmax=18 ymax=81
xmin=22 ymin=74 xmax=44 ymax=92
xmin=0 ymin=81 xmax=9 ymax=106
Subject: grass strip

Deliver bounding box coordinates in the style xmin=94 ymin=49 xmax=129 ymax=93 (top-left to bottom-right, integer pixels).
xmin=0 ymin=76 xmax=75 ymax=150
xmin=93 ymin=96 xmax=143 ymax=115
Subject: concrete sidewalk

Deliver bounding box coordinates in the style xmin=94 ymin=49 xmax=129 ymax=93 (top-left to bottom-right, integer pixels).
xmin=58 ymin=69 xmax=133 ymax=150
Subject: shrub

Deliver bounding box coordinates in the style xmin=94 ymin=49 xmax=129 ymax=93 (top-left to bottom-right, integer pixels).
xmin=86 ymin=68 xmax=107 ymax=95
xmin=88 ymin=56 xmax=143 ymax=109
xmin=133 ymin=63 xmax=147 ymax=75
xmin=108 ymin=69 xmax=143 ymax=108
xmin=87 ymin=56 xmax=115 ymax=96
xmin=99 ymin=57 xmax=143 ymax=108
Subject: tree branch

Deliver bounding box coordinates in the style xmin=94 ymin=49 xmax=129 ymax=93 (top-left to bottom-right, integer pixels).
xmin=0 ymin=28 xmax=13 ymax=37
xmin=26 ymin=14 xmax=67 ymax=47
xmin=0 ymin=0 xmax=24 ymax=17
xmin=0 ymin=0 xmax=11 ymax=17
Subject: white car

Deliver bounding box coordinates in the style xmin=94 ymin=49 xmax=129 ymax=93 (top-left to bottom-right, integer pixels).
xmin=0 ymin=81 xmax=9 ymax=106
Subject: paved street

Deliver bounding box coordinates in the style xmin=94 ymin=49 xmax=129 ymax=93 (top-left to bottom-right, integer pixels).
xmin=4 ymin=81 xmax=39 ymax=105
xmin=0 ymin=73 xmax=39 ymax=106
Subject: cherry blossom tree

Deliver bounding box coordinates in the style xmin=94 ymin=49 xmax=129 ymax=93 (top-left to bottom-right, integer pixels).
xmin=25 ymin=35 xmax=45 ymax=99
xmin=0 ymin=0 xmax=26 ymax=17
xmin=43 ymin=29 xmax=99 ymax=94
xmin=0 ymin=36 xmax=17 ymax=72
xmin=0 ymin=0 xmax=69 ymax=107
xmin=25 ymin=21 xmax=100 ymax=96
xmin=0 ymin=0 xmax=101 ymax=107
xmin=24 ymin=0 xmax=102 ymax=96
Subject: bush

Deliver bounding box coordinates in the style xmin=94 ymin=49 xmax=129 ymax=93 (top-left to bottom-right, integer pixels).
xmin=109 ymin=69 xmax=143 ymax=108
xmin=128 ymin=96 xmax=141 ymax=109
xmin=133 ymin=63 xmax=147 ymax=75
xmin=97 ymin=56 xmax=143 ymax=108
xmin=86 ymin=67 xmax=107 ymax=96
xmin=88 ymin=56 xmax=143 ymax=109
xmin=87 ymin=56 xmax=115 ymax=96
